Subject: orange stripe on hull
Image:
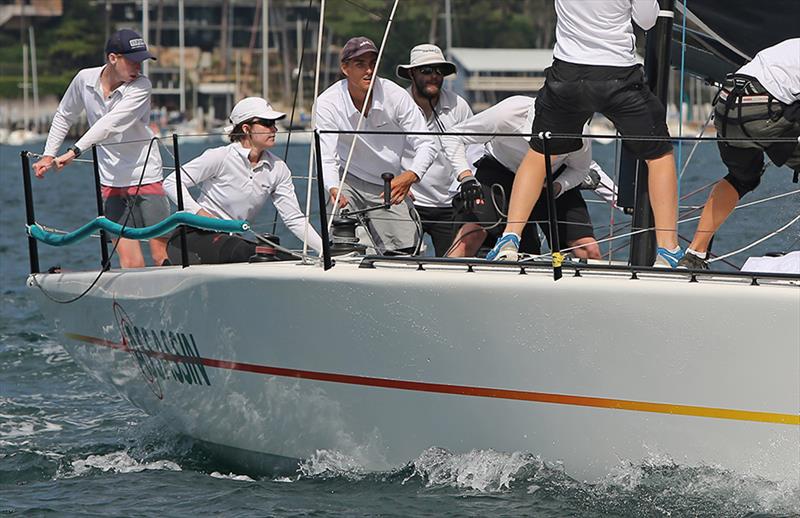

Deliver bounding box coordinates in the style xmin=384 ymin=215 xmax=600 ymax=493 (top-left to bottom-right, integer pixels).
xmin=65 ymin=332 xmax=800 ymax=426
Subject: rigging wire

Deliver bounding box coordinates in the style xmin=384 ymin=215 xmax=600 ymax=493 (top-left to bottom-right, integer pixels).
xmin=328 ymin=0 xmax=401 ymax=232
xmin=302 ymin=0 xmax=327 ymax=259
xmin=271 ymin=0 xmax=316 ymax=235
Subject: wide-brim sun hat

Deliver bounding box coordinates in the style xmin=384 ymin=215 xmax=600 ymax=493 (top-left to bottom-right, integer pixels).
xmin=396 ymin=43 xmax=456 ymax=80
xmin=224 ymin=97 xmax=287 ymax=133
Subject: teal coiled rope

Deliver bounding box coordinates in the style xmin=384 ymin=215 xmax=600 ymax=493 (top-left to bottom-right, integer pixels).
xmin=28 ymin=212 xmax=249 ymax=247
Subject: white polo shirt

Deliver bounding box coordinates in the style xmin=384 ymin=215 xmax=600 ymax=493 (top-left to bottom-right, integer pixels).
xmin=442 ymin=95 xmax=617 ymax=205
xmin=402 ymin=87 xmax=477 ymax=208
xmin=43 ymin=66 xmax=163 ymax=187
xmin=162 ymin=143 xmax=323 ymax=252
xmin=553 ymin=0 xmax=658 ymax=67
xmin=737 ymin=38 xmax=800 ymax=105
xmin=314 ymin=77 xmax=438 ymax=191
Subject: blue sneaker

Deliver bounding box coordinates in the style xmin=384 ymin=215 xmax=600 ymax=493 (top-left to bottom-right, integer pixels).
xmin=486 ymin=233 xmax=520 ymax=261
xmin=654 ymin=247 xmax=684 ymax=268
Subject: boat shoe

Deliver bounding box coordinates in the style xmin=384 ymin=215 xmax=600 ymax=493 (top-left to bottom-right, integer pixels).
xmin=486 ymin=233 xmax=520 ymax=261
xmin=677 ymin=252 xmax=709 ymax=270
xmin=653 ymin=247 xmax=685 ymax=268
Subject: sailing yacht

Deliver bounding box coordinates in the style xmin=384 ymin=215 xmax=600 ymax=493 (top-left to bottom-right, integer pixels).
xmin=21 ymin=0 xmax=800 ymax=483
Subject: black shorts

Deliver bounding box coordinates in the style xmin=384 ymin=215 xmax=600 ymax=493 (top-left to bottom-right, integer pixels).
xmin=414 ymin=205 xmax=456 ymax=256
xmin=714 ymin=77 xmax=800 ymax=194
xmin=453 ymin=155 xmax=594 ymax=254
xmin=167 ymin=228 xmax=257 ymax=264
xmin=531 ymin=59 xmax=673 ymax=160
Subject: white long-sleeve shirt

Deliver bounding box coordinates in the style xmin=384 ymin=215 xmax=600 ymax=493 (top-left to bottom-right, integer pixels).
xmin=553 ymin=0 xmax=659 ymax=67
xmin=162 ymin=143 xmax=323 ymax=253
xmin=314 ymin=77 xmax=438 ymax=191
xmin=737 ymin=38 xmax=800 ymax=105
xmin=43 ymin=66 xmax=163 ymax=187
xmin=442 ymin=95 xmax=617 ymax=206
xmin=402 ymin=87 xmax=478 ymax=207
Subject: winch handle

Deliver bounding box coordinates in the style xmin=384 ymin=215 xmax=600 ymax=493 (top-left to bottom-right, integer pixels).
xmin=381 ymin=173 xmax=394 ymax=207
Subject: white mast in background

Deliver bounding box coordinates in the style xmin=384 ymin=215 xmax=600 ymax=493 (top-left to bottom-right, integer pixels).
xmin=268 ymin=0 xmax=269 ymax=99
xmin=444 ymin=0 xmax=452 ymax=58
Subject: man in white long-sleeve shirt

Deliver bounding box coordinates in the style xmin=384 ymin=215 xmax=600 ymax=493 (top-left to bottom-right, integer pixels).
xmin=163 ymin=97 xmax=322 ymax=263
xmin=488 ymin=0 xmax=681 ymax=267
xmin=396 ymin=44 xmax=482 ymax=256
xmin=678 ymin=38 xmax=800 ymax=269
xmin=442 ymin=96 xmax=617 ymax=258
xmin=32 ymin=29 xmax=168 ymax=268
xmin=314 ymin=37 xmax=438 ymax=254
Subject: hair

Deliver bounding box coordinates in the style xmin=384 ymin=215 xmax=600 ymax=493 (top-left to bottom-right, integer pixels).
xmin=229 ymin=122 xmax=247 ymax=143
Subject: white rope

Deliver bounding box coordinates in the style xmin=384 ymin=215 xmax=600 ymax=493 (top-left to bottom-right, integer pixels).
xmin=302 ymin=0 xmax=326 ymax=259
xmin=327 ymin=0 xmax=401 ymax=233
xmin=709 ymin=213 xmax=800 ymax=262
xmin=554 ymin=189 xmax=800 ymax=256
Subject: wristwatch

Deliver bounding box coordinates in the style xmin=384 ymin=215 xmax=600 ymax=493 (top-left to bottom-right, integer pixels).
xmin=67 ymin=145 xmax=82 ymax=158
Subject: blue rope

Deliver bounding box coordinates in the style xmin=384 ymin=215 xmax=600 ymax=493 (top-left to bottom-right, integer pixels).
xmin=29 ymin=212 xmax=249 ymax=247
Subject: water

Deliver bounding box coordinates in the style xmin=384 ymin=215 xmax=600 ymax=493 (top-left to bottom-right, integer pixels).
xmin=1 ymin=139 xmax=798 ymax=516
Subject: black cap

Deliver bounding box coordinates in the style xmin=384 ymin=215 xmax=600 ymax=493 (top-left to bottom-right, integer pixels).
xmin=105 ymin=29 xmax=156 ymax=62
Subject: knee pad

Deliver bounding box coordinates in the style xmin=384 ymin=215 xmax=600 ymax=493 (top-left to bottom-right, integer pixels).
xmin=723 ymin=172 xmax=760 ymax=198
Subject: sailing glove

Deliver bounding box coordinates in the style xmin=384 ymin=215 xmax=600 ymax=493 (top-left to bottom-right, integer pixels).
xmin=458 ymin=176 xmax=484 ymax=210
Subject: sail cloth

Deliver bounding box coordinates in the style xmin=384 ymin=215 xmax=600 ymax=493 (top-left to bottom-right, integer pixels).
xmin=673 ymin=0 xmax=798 ymax=83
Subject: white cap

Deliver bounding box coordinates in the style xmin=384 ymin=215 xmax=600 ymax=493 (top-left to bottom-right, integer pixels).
xmin=396 ymin=44 xmax=457 ymax=80
xmin=224 ymin=97 xmax=286 ymax=132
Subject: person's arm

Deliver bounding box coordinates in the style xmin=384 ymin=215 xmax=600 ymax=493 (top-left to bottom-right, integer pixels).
xmin=553 ymin=138 xmax=593 ymax=196
xmin=36 ymin=74 xmax=85 ymax=177
xmin=442 ymin=100 xmax=520 ymax=177
xmin=632 ymin=0 xmax=659 ymax=30
xmin=73 ymin=77 xmax=152 ymax=152
xmin=395 ymin=90 xmax=437 ymax=180
xmin=162 ymin=147 xmax=222 ymax=215
xmin=271 ymin=163 xmax=323 ymax=252
xmin=590 ymin=161 xmax=621 ymax=209
xmin=313 ymin=100 xmax=348 ymax=207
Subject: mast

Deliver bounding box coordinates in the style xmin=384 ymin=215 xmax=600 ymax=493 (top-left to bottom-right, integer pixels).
xmin=29 ymin=26 xmax=40 ymax=134
xmin=621 ymin=0 xmax=675 ymax=266
xmin=262 ymin=0 xmax=269 ymax=98
xmin=178 ymin=0 xmax=185 ymax=114
xmin=22 ymin=43 xmax=29 ymax=134
xmin=444 ymin=0 xmax=452 ymax=58
xmin=142 ymin=0 xmax=150 ymax=77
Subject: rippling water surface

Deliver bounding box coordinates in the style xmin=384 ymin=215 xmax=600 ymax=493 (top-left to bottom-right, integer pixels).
xmin=1 ymin=139 xmax=798 ymax=516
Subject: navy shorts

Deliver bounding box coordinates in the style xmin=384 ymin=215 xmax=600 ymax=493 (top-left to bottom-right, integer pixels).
xmin=453 ymin=155 xmax=594 ymax=255
xmin=532 ymin=59 xmax=673 ymax=160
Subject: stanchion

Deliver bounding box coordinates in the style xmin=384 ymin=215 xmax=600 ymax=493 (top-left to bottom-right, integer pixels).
xmin=91 ymin=146 xmax=111 ymax=270
xmin=172 ymin=134 xmax=190 ymax=268
xmin=314 ymin=130 xmax=333 ymax=270
xmin=541 ymin=134 xmax=563 ymax=281
xmin=20 ymin=151 xmax=40 ymax=274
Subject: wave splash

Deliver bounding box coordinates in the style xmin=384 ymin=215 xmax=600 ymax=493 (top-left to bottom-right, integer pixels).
xmin=293 ymin=447 xmax=799 ymax=515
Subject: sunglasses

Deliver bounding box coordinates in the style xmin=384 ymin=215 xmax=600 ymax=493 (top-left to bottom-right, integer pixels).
xmin=416 ymin=65 xmax=445 ymax=76
xmin=248 ymin=118 xmax=277 ymax=129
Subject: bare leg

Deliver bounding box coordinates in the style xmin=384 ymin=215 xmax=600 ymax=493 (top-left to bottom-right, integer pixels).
xmin=115 ymin=238 xmax=146 ymax=268
xmin=567 ymin=236 xmax=601 ymax=260
xmin=447 ymin=223 xmax=486 ymax=258
xmin=504 ymin=149 xmax=550 ymax=236
xmin=149 ymin=236 xmax=169 ymax=265
xmin=688 ymin=179 xmax=739 ymax=254
xmin=646 ymin=152 xmax=679 ymax=250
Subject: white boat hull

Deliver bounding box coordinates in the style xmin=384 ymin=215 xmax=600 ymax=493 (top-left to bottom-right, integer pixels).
xmin=29 ymin=261 xmax=800 ymax=482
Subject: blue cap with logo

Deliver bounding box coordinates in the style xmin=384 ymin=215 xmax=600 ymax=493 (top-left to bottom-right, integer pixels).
xmin=105 ymin=29 xmax=156 ymax=62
